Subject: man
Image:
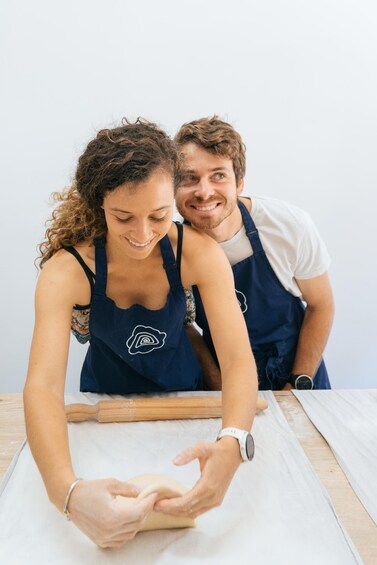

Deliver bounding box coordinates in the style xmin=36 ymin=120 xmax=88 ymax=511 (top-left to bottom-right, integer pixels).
xmin=175 ymin=116 xmax=334 ymax=390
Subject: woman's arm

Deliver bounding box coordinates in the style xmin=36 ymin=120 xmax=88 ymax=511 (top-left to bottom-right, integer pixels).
xmin=155 ymin=228 xmax=258 ymax=518
xmin=24 ymin=254 xmax=82 ymax=506
xmin=24 ymin=252 xmax=156 ymax=547
xmin=190 ymin=235 xmax=257 ymax=430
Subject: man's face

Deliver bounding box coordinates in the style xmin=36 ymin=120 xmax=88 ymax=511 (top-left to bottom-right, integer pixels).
xmin=175 ymin=143 xmax=243 ymax=231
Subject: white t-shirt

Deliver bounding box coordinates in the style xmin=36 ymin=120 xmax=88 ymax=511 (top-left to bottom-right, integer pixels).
xmin=219 ymin=196 xmax=331 ymax=298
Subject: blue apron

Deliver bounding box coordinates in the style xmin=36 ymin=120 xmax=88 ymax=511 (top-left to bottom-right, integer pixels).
xmin=81 ymin=232 xmax=203 ymax=393
xmin=193 ymin=200 xmax=330 ymax=390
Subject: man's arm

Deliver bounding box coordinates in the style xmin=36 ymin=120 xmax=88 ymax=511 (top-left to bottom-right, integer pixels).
xmin=283 ymin=272 xmax=334 ymax=389
xmin=185 ymin=325 xmax=222 ymax=390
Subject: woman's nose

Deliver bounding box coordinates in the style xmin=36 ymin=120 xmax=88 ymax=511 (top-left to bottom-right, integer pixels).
xmin=132 ymin=222 xmax=154 ymax=242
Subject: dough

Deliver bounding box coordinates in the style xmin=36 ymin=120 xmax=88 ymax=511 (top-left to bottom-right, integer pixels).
xmin=116 ymin=474 xmax=196 ymax=531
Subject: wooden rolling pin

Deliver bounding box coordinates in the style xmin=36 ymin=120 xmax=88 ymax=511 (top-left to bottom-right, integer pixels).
xmin=65 ymin=396 xmax=268 ymax=423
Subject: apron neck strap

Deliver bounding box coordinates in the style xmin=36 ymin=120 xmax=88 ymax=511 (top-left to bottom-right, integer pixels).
xmin=94 ymin=232 xmax=183 ymax=295
xmin=160 ymin=232 xmax=182 ymax=289
xmin=93 ymin=237 xmax=108 ymax=295
xmin=238 ymin=200 xmax=263 ymax=253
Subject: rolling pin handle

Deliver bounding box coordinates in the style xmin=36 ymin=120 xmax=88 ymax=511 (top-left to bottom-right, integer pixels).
xmin=65 ymin=403 xmax=97 ymax=422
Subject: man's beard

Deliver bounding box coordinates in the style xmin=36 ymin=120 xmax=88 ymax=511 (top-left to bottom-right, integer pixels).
xmin=179 ymin=197 xmax=237 ymax=231
xmin=189 ymin=215 xmax=228 ymax=230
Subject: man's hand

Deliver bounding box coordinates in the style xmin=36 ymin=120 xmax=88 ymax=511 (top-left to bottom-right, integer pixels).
xmin=291 ymin=272 xmax=334 ymax=378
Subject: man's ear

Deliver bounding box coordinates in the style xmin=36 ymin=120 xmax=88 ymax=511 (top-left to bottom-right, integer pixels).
xmin=236 ymin=177 xmax=245 ymax=196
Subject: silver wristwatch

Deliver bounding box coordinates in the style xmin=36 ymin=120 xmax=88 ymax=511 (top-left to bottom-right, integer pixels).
xmin=288 ymin=373 xmax=314 ymax=390
xmin=217 ymin=427 xmax=255 ymax=462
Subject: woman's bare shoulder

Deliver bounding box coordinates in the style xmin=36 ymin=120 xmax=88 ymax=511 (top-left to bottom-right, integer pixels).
xmin=43 ymin=244 xmax=93 ymax=274
xmin=37 ymin=244 xmax=94 ymax=305
xmin=181 ymin=224 xmax=219 ymax=252
xmin=167 ymin=222 xmax=216 ymax=256
xmin=180 ymin=225 xmax=231 ymax=287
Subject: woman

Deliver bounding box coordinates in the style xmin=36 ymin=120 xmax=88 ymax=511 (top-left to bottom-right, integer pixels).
xmin=24 ymin=118 xmax=258 ymax=548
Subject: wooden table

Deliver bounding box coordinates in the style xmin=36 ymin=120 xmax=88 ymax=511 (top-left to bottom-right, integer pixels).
xmin=1 ymin=392 xmax=377 ymax=564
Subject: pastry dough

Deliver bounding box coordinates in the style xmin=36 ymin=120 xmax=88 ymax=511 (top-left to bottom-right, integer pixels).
xmin=116 ymin=474 xmax=196 ymax=531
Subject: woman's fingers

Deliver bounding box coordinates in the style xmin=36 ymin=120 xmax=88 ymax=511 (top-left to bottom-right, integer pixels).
xmin=116 ymin=491 xmax=158 ymax=527
xmin=155 ymin=440 xmax=240 ymax=519
xmin=154 ymin=477 xmax=217 ymax=517
xmin=69 ymin=479 xmax=158 ymax=548
xmin=173 ymin=442 xmax=211 ymax=466
xmin=109 ymin=478 xmax=141 ymax=498
xmin=153 ymin=442 xmax=213 ymax=516
xmin=98 ymin=492 xmax=158 ymax=548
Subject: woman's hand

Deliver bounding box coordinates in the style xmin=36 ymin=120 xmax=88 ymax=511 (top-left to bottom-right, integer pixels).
xmin=154 ymin=437 xmax=242 ymax=519
xmin=67 ymin=478 xmax=158 ymax=548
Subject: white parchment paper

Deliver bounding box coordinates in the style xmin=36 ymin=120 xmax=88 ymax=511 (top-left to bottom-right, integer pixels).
xmin=0 ymin=391 xmax=362 ymax=564
xmin=293 ymin=389 xmax=377 ymax=525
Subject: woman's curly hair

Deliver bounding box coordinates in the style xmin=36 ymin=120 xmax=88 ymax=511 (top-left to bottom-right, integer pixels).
xmin=37 ymin=118 xmax=179 ymax=268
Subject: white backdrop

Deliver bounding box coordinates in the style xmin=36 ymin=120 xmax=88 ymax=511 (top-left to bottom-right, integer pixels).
xmin=1 ymin=0 xmax=376 ymax=392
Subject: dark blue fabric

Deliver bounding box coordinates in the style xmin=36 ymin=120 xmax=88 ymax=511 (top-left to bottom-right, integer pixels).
xmin=80 ymin=233 xmax=203 ymax=393
xmin=193 ymin=200 xmax=330 ymax=390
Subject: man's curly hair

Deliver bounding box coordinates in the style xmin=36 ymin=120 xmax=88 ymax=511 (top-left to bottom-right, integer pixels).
xmin=174 ymin=115 xmax=246 ymax=185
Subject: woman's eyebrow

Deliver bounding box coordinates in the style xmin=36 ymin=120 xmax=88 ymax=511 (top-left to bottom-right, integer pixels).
xmin=109 ymin=205 xmax=171 ymax=213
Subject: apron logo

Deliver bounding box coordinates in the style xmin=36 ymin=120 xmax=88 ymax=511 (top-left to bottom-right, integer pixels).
xmin=236 ymin=290 xmax=248 ymax=313
xmin=126 ymin=325 xmax=167 ymax=355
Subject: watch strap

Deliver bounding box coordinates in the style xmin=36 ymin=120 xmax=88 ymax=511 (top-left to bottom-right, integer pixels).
xmin=288 ymin=373 xmax=314 ymax=389
xmin=217 ymin=427 xmax=251 ymax=462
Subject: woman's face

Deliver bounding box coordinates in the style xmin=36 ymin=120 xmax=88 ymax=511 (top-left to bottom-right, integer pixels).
xmin=102 ymin=169 xmax=175 ymax=260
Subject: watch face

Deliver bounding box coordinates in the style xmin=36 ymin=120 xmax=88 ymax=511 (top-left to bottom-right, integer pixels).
xmin=296 ymin=375 xmax=313 ymax=390
xmin=245 ymin=433 xmax=255 ymax=461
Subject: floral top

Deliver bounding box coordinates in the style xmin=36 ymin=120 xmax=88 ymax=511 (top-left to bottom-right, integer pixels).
xmin=71 ymin=286 xmax=196 ymax=344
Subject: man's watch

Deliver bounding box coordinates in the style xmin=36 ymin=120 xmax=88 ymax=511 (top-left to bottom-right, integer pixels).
xmin=216 ymin=427 xmax=255 ymax=462
xmin=288 ymin=373 xmax=314 ymax=390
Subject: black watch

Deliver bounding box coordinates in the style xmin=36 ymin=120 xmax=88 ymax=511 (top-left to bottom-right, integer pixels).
xmin=288 ymin=373 xmax=314 ymax=390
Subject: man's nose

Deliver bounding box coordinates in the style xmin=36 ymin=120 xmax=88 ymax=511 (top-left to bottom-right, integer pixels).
xmin=193 ymin=178 xmax=214 ymax=200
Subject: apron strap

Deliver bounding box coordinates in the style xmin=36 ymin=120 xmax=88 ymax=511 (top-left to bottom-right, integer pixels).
xmin=94 ymin=226 xmax=183 ymax=295
xmin=63 ymin=246 xmax=95 ymax=299
xmin=93 ymin=237 xmax=108 ymax=295
xmin=238 ymin=200 xmax=264 ymax=254
xmin=161 ymin=223 xmax=183 ymax=289
xmin=176 ymin=222 xmax=183 ymax=279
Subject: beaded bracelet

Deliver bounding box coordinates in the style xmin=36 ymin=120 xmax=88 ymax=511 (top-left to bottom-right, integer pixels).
xmin=63 ymin=478 xmax=83 ymax=520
